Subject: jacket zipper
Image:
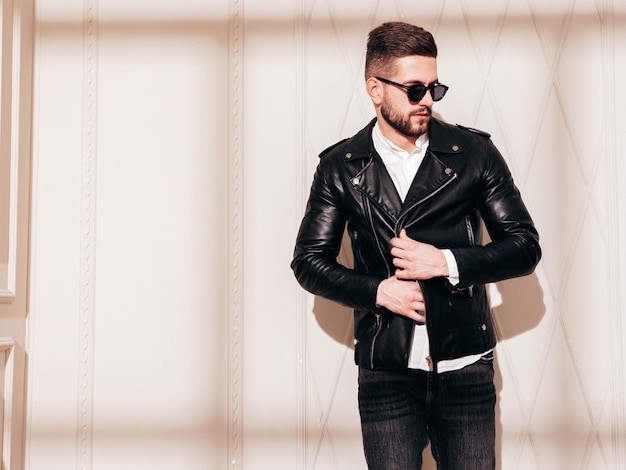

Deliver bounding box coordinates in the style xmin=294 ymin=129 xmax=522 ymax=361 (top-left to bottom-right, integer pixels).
xmin=351 ymin=158 xmax=397 ymax=235
xmin=394 ymin=172 xmax=458 ymax=235
xmin=364 ymin=198 xmax=391 ymax=278
xmin=370 ymin=312 xmax=383 ymax=369
xmin=363 ymin=187 xmax=389 ymax=370
xmin=354 ymin=155 xmax=458 ymax=369
xmin=465 ymin=214 xmax=476 ymax=246
xmin=392 ymin=169 xmax=457 ymax=371
xmin=356 ymin=156 xmax=393 ymax=276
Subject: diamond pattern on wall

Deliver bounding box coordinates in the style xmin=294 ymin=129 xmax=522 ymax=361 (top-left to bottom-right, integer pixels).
xmin=300 ymin=1 xmax=623 ymax=469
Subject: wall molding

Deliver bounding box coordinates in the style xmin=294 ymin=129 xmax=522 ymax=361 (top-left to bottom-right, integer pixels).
xmin=0 ymin=0 xmax=24 ymax=303
xmin=602 ymin=1 xmax=625 ymax=467
xmin=228 ymin=0 xmax=244 ymax=468
xmin=77 ymin=1 xmax=98 ymax=469
xmin=0 ymin=338 xmax=15 ymax=468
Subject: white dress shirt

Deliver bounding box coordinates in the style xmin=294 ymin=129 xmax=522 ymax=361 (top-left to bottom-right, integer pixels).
xmin=372 ymin=123 xmax=489 ymax=372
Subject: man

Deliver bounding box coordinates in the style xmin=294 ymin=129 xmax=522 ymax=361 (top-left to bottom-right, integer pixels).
xmin=291 ymin=21 xmax=541 ymax=470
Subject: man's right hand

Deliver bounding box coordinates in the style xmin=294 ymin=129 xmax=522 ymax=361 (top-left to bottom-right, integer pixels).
xmin=375 ymin=276 xmax=426 ymax=323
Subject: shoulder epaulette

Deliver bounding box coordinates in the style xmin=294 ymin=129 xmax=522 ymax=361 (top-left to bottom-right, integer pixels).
xmin=319 ymin=138 xmax=349 ymax=158
xmin=455 ymin=124 xmax=491 ymax=139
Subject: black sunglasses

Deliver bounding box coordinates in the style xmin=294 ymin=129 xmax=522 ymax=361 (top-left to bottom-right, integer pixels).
xmin=375 ymin=76 xmax=449 ymax=102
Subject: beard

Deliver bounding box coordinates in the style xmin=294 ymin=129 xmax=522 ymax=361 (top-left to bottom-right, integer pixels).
xmin=380 ymin=100 xmax=431 ymax=138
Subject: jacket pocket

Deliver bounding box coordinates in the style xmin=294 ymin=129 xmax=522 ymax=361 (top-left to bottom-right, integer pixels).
xmin=350 ymin=229 xmax=369 ymax=272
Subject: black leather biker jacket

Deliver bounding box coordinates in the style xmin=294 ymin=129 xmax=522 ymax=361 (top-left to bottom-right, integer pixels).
xmin=291 ymin=118 xmax=541 ymax=370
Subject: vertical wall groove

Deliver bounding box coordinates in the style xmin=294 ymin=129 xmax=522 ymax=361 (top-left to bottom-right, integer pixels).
xmin=295 ymin=0 xmax=307 ymax=468
xmin=228 ymin=0 xmax=244 ymax=468
xmin=78 ymin=1 xmax=98 ymax=469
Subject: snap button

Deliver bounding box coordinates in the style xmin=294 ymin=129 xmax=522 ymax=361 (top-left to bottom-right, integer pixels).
xmin=352 ymin=177 xmax=360 ymax=185
xmin=481 ymin=324 xmax=487 ymax=331
xmin=452 ymin=145 xmax=460 ymax=151
xmin=345 ymin=152 xmax=352 ymax=159
xmin=445 ymin=168 xmax=452 ymax=175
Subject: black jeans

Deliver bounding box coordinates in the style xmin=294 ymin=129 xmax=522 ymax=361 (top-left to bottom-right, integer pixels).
xmin=358 ymin=355 xmax=496 ymax=470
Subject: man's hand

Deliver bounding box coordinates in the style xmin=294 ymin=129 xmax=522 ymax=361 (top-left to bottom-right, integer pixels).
xmin=376 ymin=276 xmax=426 ymax=323
xmin=391 ymin=229 xmax=449 ymax=280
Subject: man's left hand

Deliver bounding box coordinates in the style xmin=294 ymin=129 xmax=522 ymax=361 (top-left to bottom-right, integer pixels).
xmin=391 ymin=229 xmax=449 ymax=280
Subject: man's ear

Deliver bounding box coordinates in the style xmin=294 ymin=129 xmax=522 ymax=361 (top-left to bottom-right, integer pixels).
xmin=366 ymin=77 xmax=383 ymax=105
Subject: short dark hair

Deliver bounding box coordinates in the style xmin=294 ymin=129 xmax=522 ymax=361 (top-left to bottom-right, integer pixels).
xmin=365 ymin=22 xmax=438 ymax=79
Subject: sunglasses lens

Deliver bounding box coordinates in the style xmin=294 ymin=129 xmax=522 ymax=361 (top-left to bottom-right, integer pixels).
xmin=407 ymin=85 xmax=427 ymax=102
xmin=431 ymin=84 xmax=448 ymax=101
xmin=406 ymin=84 xmax=448 ymax=102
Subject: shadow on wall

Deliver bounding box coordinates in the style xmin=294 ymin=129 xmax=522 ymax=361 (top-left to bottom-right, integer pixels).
xmin=312 ymin=230 xmax=357 ymax=350
xmin=310 ymin=231 xmax=546 ymax=470
xmin=491 ymin=273 xmax=545 ymax=470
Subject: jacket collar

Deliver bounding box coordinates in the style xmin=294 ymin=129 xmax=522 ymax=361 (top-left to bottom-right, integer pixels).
xmin=341 ymin=117 xmax=463 ymax=161
xmin=428 ymin=117 xmax=464 ymax=154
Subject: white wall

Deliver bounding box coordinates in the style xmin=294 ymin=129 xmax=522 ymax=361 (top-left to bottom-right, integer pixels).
xmin=25 ymin=1 xmax=626 ymax=470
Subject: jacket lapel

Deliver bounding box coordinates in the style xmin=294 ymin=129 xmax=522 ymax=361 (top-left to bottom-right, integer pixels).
xmin=354 ymin=153 xmax=403 ymax=220
xmin=344 ymin=118 xmax=462 ymax=227
xmin=403 ymin=151 xmax=457 ymax=209
xmin=399 ymin=119 xmax=462 ymax=229
xmin=343 ymin=121 xmax=403 ymax=221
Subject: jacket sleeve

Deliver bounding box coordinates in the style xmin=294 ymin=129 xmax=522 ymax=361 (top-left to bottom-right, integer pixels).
xmin=450 ymin=140 xmax=541 ymax=287
xmin=291 ymin=157 xmax=383 ymax=310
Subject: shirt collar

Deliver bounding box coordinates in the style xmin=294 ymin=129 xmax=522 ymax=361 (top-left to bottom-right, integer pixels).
xmin=372 ymin=122 xmax=429 ymax=160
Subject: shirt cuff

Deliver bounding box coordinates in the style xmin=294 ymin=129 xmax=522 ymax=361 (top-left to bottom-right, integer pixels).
xmin=441 ymin=249 xmax=460 ymax=286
